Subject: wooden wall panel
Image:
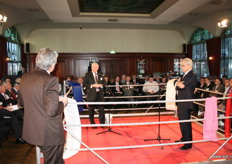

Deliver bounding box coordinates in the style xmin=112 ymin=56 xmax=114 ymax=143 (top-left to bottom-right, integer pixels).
xmin=52 ymin=60 xmax=64 ymax=80
xmin=100 ymin=58 xmax=128 ymax=78
xmin=26 ymin=52 xmax=185 ymax=82
xmin=153 ymin=57 xmax=165 ymax=73
xmin=74 ymin=59 xmax=89 ymax=78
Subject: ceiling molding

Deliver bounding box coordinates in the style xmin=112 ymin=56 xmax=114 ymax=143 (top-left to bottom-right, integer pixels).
xmin=67 ymin=0 xmax=80 ymax=17
xmin=150 ymin=0 xmax=180 ymax=18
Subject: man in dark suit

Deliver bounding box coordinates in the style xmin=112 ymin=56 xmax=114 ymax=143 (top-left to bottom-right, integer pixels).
xmin=11 ymin=82 xmax=20 ymax=101
xmin=193 ymin=77 xmax=206 ymax=116
xmin=175 ymin=58 xmax=197 ymax=150
xmin=83 ymin=62 xmax=105 ymax=126
xmin=112 ymin=76 xmax=123 ymax=96
xmin=18 ymin=48 xmax=68 ymax=164
xmin=4 ymin=81 xmax=18 ymax=104
xmin=202 ymin=76 xmax=215 ymax=98
xmin=0 ymin=83 xmax=25 ymax=144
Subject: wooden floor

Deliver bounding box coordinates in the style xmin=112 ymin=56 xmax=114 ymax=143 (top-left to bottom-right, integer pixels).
xmin=0 ymin=135 xmax=36 ymax=164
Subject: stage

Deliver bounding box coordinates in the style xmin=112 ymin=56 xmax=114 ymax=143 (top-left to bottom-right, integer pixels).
xmin=65 ymin=115 xmax=232 ymax=164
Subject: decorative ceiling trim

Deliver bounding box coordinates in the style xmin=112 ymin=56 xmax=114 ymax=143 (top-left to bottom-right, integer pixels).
xmin=79 ymin=12 xmax=150 ymax=18
xmin=67 ymin=0 xmax=80 ymax=17
xmin=150 ymin=0 xmax=180 ymax=18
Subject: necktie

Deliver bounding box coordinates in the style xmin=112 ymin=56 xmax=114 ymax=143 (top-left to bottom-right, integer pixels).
xmin=3 ymin=93 xmax=8 ymax=100
xmin=11 ymin=91 xmax=17 ymax=99
xmin=95 ymin=73 xmax=98 ymax=83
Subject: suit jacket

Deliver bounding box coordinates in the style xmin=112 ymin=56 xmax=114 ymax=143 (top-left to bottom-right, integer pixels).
xmin=11 ymin=88 xmax=19 ymax=100
xmin=0 ymin=92 xmax=17 ymax=107
xmin=83 ymin=71 xmax=105 ymax=101
xmin=111 ymin=82 xmax=123 ymax=94
xmin=18 ymin=69 xmax=64 ymax=146
xmin=176 ymin=70 xmax=197 ymax=109
xmin=210 ymin=85 xmax=225 ymax=97
xmin=195 ymin=83 xmax=206 ymax=98
xmin=122 ymin=82 xmax=135 ymax=96
xmin=202 ymin=82 xmax=215 ymax=98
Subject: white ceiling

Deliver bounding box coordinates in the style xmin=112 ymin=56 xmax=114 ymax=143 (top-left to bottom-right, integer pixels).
xmin=0 ymin=0 xmax=231 ymax=37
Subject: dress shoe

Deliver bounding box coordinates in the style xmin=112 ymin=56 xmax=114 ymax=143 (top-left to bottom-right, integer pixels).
xmin=16 ymin=138 xmax=27 ymax=144
xmin=175 ymin=139 xmax=183 ymax=143
xmin=180 ymin=145 xmax=192 ymax=150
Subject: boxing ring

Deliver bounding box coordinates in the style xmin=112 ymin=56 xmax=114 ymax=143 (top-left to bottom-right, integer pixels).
xmin=36 ymin=86 xmax=232 ymax=164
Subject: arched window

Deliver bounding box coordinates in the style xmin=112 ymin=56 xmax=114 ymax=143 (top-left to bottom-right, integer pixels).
xmin=220 ymin=24 xmax=232 ymax=78
xmin=4 ymin=27 xmax=22 ymax=75
xmin=190 ymin=28 xmax=214 ymax=79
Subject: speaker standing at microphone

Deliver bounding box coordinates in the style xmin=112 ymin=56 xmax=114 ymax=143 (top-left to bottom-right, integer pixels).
xmin=83 ymin=62 xmax=105 ymax=128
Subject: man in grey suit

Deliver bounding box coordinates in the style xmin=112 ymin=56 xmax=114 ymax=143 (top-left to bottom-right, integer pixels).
xmin=19 ymin=48 xmax=68 ymax=164
xmin=175 ymin=58 xmax=197 ymax=150
xmin=83 ymin=62 xmax=105 ymax=126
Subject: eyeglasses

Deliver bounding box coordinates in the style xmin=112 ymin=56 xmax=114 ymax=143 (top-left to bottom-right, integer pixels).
xmin=180 ymin=64 xmax=189 ymax=67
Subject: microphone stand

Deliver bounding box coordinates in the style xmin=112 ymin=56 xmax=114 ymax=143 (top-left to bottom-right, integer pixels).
xmin=96 ymin=84 xmax=122 ymax=135
xmin=144 ymin=91 xmax=170 ymax=149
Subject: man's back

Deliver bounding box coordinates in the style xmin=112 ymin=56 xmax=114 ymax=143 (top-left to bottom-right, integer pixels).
xmin=19 ymin=69 xmax=64 ymax=146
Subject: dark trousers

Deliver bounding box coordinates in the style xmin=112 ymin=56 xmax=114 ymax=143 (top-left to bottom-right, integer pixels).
xmin=88 ymin=93 xmax=105 ymax=124
xmin=177 ymin=107 xmax=192 ymax=146
xmin=0 ymin=109 xmax=23 ymax=139
xmin=39 ymin=144 xmax=64 ymax=164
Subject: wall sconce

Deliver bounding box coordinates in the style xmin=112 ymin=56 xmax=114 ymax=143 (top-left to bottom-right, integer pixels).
xmin=6 ymin=57 xmax=10 ymax=62
xmin=209 ymin=56 xmax=213 ymax=60
xmin=0 ymin=13 xmax=7 ymax=22
xmin=217 ymin=18 xmax=230 ymax=28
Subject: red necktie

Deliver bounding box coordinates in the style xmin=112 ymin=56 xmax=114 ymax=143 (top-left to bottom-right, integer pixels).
xmin=11 ymin=91 xmax=17 ymax=99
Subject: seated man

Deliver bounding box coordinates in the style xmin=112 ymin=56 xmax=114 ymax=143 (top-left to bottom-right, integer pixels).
xmin=0 ymin=83 xmax=25 ymax=144
xmin=113 ymin=76 xmax=123 ymax=97
xmin=142 ymin=76 xmax=160 ymax=105
xmin=209 ymin=78 xmax=225 ymax=97
xmin=4 ymin=81 xmax=19 ymax=104
xmin=122 ymin=76 xmax=135 ymax=108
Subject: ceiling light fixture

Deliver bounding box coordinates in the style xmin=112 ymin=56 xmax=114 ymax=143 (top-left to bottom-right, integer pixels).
xmin=0 ymin=13 xmax=7 ymax=22
xmin=217 ymin=18 xmax=230 ymax=28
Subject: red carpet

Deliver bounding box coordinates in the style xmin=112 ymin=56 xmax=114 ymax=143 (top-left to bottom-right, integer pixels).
xmin=65 ymin=116 xmax=232 ymax=164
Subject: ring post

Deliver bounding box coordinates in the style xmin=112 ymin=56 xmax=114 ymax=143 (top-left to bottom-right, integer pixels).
xmin=225 ymin=94 xmax=232 ymax=143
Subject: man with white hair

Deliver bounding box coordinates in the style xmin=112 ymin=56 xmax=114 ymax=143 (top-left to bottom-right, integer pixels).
xmin=175 ymin=58 xmax=197 ymax=150
xmin=83 ymin=62 xmax=105 ymax=126
xmin=19 ymin=48 xmax=68 ymax=164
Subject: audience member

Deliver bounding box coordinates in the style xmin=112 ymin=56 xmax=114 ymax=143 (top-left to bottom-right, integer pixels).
xmin=0 ymin=83 xmax=25 ymax=144
xmin=122 ymin=76 xmax=135 ymax=107
xmin=121 ymin=74 xmax=126 ymax=84
xmin=210 ymin=78 xmax=225 ymax=97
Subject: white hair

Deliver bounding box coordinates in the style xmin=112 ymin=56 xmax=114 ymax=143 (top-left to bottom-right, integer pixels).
xmin=35 ymin=48 xmax=58 ymax=71
xmin=181 ymin=58 xmax=193 ymax=67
